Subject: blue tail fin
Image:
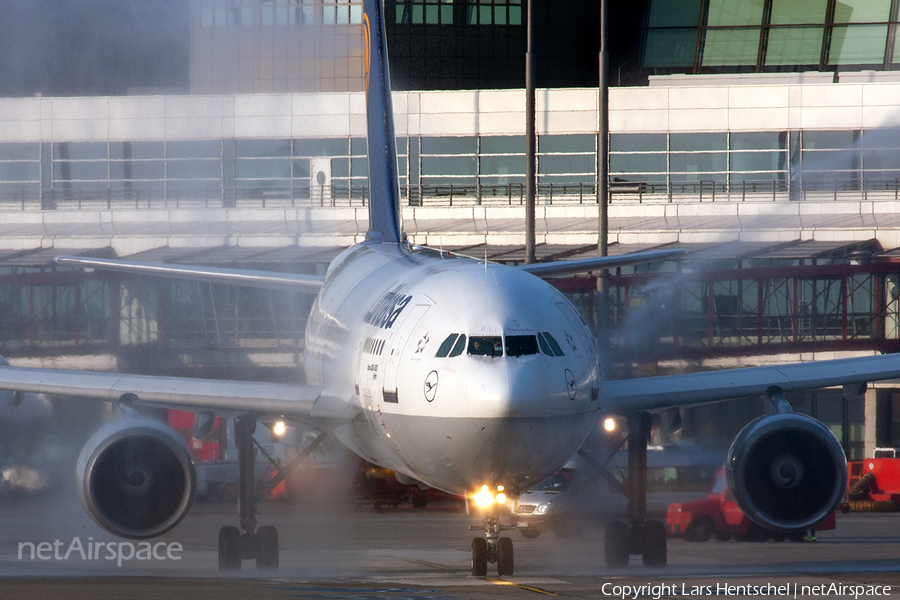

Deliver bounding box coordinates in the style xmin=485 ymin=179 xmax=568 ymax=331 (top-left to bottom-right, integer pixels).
xmin=363 ymin=0 xmax=402 ymax=244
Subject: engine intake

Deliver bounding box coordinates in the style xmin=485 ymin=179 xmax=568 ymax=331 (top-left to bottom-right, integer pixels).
xmin=77 ymin=419 xmax=196 ymax=540
xmin=727 ymin=412 xmax=847 ymax=532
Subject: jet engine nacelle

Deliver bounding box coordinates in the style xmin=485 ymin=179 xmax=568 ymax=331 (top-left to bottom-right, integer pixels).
xmin=726 ymin=412 xmax=847 ymax=532
xmin=76 ymin=418 xmax=196 ymax=540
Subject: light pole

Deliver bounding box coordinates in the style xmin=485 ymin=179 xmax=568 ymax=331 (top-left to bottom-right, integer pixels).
xmin=525 ymin=0 xmax=536 ymax=264
xmin=597 ymin=0 xmax=610 ymax=376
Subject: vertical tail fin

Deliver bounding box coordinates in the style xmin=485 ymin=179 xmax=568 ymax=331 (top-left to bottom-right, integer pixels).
xmin=362 ymin=0 xmax=402 ymax=244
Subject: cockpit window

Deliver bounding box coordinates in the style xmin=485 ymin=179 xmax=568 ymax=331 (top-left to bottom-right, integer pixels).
xmin=537 ymin=332 xmax=553 ymax=356
xmin=449 ymin=334 xmax=467 ymax=357
xmin=435 ymin=334 xmax=458 ymax=358
xmin=505 ymin=335 xmax=538 ymax=357
xmin=539 ymin=332 xmax=565 ymax=357
xmin=468 ymin=336 xmax=503 ymax=357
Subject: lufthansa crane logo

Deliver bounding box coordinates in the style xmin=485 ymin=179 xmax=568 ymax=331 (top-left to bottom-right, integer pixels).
xmin=565 ymin=369 xmax=576 ymax=400
xmin=424 ymin=370 xmax=438 ymax=402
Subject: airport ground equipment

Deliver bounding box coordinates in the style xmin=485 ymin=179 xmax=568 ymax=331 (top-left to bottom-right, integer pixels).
xmin=846 ymin=458 xmax=900 ymax=512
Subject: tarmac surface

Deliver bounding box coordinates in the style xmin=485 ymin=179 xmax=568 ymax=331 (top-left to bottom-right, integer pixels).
xmin=2 ymin=490 xmax=900 ymax=599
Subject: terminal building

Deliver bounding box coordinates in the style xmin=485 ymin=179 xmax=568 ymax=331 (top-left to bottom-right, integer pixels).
xmin=3 ymin=0 xmax=900 ymax=458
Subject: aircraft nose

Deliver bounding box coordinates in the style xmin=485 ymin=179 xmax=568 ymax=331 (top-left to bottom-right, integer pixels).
xmin=506 ymin=360 xmax=546 ymax=417
xmin=466 ymin=363 xmax=511 ymax=418
xmin=465 ymin=360 xmax=547 ymax=418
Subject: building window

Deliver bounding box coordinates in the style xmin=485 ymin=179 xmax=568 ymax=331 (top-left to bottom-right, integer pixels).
xmin=538 ymin=134 xmax=595 ymax=185
xmin=480 ymin=136 xmax=525 ymax=190
xmin=0 ymin=143 xmax=40 ymax=197
xmin=466 ymin=0 xmax=521 ymax=26
xmin=323 ymin=0 xmax=362 ymax=25
xmin=764 ymin=0 xmax=827 ymax=66
xmin=261 ymin=0 xmax=314 ymax=25
xmin=420 ymin=136 xmax=477 ymax=188
xmin=396 ymin=0 xmax=454 ymax=25
xmin=201 ymin=0 xmax=253 ymax=27
xmin=646 ymin=0 xmax=899 ymax=73
xmin=700 ymin=0 xmax=766 ymax=67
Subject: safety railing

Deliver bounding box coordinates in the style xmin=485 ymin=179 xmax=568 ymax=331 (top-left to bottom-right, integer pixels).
xmin=3 ymin=178 xmax=900 ymax=210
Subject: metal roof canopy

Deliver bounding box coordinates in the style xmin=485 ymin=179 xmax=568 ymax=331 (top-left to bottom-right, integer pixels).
xmin=121 ymin=246 xmax=227 ymax=264
xmin=1 ymin=247 xmax=115 ymax=267
xmin=4 ymin=239 xmax=893 ymax=271
xmin=450 ymin=242 xmax=679 ymax=263
xmin=750 ymin=239 xmax=882 ymax=260
xmin=171 ymin=245 xmax=281 ymax=265
xmin=679 ymin=240 xmax=801 ymax=261
xmin=250 ymin=246 xmax=344 ymax=265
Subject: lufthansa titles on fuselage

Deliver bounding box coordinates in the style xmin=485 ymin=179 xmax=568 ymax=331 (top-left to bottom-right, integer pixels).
xmin=365 ymin=286 xmax=413 ymax=329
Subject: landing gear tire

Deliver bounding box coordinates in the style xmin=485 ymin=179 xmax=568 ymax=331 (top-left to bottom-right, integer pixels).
xmin=685 ymin=517 xmax=714 ymax=542
xmin=218 ymin=526 xmax=241 ymax=571
xmin=256 ymin=526 xmax=279 ymax=570
xmin=641 ymin=520 xmax=667 ymax=567
xmin=604 ymin=520 xmax=629 ymax=568
xmin=471 ymin=538 xmax=488 ymax=576
xmin=519 ymin=528 xmax=541 ymax=539
xmin=497 ymin=537 xmax=514 ymax=577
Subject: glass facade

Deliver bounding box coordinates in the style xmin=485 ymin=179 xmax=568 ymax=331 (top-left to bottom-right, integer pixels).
xmin=0 ymin=144 xmax=40 ymax=198
xmin=465 ymin=0 xmax=522 ymax=26
xmin=643 ymin=0 xmax=900 ymax=74
xmin=396 ymin=0 xmax=455 ymax=24
xmin=200 ymin=0 xmax=361 ymax=27
xmin=4 ymin=129 xmax=900 ymax=208
xmin=4 ymin=129 xmax=900 ymax=207
xmin=608 ymin=129 xmax=900 ymax=200
xmin=192 ymin=0 xmax=366 ymax=94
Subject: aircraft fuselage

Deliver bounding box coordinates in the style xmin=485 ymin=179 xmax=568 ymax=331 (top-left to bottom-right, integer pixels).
xmin=304 ymin=242 xmax=601 ymax=495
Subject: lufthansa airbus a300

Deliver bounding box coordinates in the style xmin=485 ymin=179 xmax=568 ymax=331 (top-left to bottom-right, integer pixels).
xmin=2 ymin=0 xmax=900 ymax=576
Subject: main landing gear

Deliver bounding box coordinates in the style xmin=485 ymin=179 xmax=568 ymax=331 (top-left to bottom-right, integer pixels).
xmin=469 ymin=507 xmax=517 ymax=576
xmin=218 ymin=415 xmax=327 ymax=571
xmin=585 ymin=412 xmax=667 ymax=568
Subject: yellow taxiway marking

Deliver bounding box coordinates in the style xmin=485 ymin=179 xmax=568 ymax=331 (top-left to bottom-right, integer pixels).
xmin=489 ymin=579 xmax=559 ymax=596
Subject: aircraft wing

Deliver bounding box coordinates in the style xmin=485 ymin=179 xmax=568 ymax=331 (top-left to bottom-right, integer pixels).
xmin=517 ymin=249 xmax=685 ymax=279
xmin=55 ymin=256 xmax=325 ymax=292
xmin=602 ymin=353 xmax=900 ymax=413
xmin=0 ymin=364 xmax=355 ymax=423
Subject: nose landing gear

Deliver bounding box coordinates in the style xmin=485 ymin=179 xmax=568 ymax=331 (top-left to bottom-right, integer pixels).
xmin=469 ymin=507 xmax=517 ymax=576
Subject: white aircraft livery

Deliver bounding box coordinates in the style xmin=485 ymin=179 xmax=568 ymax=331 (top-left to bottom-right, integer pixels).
xmin=3 ymin=0 xmax=900 ymax=575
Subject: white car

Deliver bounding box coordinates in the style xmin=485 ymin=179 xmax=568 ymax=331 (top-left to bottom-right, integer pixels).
xmin=511 ymin=466 xmax=624 ymax=538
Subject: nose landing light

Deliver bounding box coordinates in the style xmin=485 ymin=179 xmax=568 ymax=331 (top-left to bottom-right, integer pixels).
xmin=473 ymin=484 xmax=508 ymax=508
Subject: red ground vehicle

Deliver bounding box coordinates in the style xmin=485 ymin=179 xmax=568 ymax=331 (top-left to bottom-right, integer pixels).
xmin=667 ymin=469 xmax=836 ymax=542
xmin=846 ymin=458 xmax=900 ymax=511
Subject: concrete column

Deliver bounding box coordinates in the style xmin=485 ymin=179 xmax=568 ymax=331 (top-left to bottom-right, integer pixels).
xmin=223 ymin=139 xmax=235 ymax=208
xmin=864 ymin=388 xmax=878 ymax=460
xmin=40 ymin=142 xmax=53 ymax=209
